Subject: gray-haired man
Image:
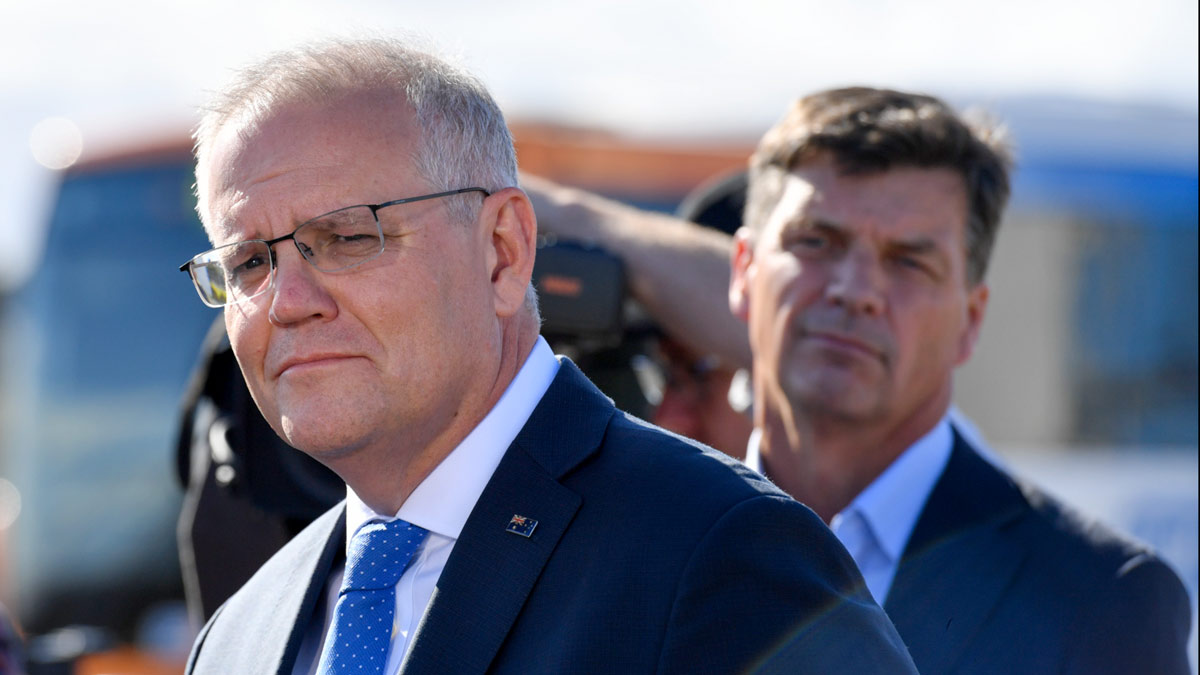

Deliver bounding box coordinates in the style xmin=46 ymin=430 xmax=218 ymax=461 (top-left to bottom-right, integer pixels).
xmin=180 ymin=39 xmax=915 ymax=675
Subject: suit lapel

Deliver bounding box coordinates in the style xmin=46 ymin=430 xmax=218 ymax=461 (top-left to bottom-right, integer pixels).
xmin=189 ymin=503 xmax=345 ymax=675
xmin=272 ymin=505 xmax=346 ymax=675
xmin=885 ymin=433 xmax=1030 ymax=675
xmin=400 ymin=359 xmax=610 ymax=675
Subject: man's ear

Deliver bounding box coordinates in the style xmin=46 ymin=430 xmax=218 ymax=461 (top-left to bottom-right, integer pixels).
xmin=728 ymin=227 xmax=756 ymax=322
xmin=955 ymin=282 xmax=989 ymax=366
xmin=480 ymin=187 xmax=537 ymax=317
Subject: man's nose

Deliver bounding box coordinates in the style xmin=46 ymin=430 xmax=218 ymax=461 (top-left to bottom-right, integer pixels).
xmin=268 ymin=244 xmax=338 ymax=326
xmin=824 ymin=249 xmax=885 ymax=316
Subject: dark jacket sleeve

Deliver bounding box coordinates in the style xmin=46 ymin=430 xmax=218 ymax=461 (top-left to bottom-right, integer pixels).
xmin=1066 ymin=553 xmax=1193 ymax=675
xmin=656 ymin=494 xmax=918 ymax=674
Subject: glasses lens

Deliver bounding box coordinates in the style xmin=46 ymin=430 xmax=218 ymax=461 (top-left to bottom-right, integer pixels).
xmin=295 ymin=205 xmax=384 ymax=272
xmin=190 ymin=241 xmax=273 ymax=307
xmin=189 ymin=259 xmax=228 ymax=307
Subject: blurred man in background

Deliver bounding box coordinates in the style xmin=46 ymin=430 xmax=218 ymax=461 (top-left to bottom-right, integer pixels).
xmin=529 ymin=86 xmax=1192 ymax=674
xmin=179 ymin=38 xmax=915 ymax=674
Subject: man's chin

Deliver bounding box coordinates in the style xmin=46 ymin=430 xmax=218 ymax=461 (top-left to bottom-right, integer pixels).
xmin=277 ymin=414 xmax=371 ymax=463
xmin=784 ymin=373 xmax=884 ymax=423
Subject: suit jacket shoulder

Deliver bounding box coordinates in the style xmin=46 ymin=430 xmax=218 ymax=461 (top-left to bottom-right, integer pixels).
xmin=404 ymin=359 xmax=915 ymax=674
xmin=888 ymin=431 xmax=1191 ymax=675
xmin=1005 ymin=462 xmax=1190 ymax=675
xmin=186 ymin=502 xmax=345 ymax=675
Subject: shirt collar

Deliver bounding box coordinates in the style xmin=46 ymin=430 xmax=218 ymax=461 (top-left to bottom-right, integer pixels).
xmin=345 ymin=336 xmax=560 ymax=545
xmin=742 ymin=414 xmax=954 ymax=564
xmin=836 ymin=415 xmax=954 ymax=563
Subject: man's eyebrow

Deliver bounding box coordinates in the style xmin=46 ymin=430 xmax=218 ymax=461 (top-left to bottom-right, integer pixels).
xmin=890 ymin=237 xmax=940 ymax=254
xmin=782 ymin=216 xmax=844 ymax=233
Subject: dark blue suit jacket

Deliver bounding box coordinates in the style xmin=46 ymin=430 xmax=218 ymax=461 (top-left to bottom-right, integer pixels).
xmin=186 ymin=360 xmax=916 ymax=674
xmin=886 ymin=431 xmax=1192 ymax=674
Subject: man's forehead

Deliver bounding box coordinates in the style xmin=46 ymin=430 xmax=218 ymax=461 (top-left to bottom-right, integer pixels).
xmin=199 ymin=92 xmax=422 ymax=242
xmin=209 ymin=108 xmax=357 ymax=182
xmin=201 ymin=143 xmax=354 ymax=243
xmin=768 ymin=162 xmax=968 ymax=236
xmin=206 ymin=91 xmax=416 ymax=174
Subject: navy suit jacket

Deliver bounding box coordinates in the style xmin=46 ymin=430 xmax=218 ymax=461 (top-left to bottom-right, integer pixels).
xmin=186 ymin=359 xmax=916 ymax=674
xmin=886 ymin=430 xmax=1192 ymax=674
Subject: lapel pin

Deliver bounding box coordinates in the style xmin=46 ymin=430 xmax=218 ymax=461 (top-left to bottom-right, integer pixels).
xmin=505 ymin=514 xmax=538 ymax=538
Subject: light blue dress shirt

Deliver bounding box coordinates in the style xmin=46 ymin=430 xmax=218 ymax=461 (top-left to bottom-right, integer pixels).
xmin=744 ymin=414 xmax=955 ymax=605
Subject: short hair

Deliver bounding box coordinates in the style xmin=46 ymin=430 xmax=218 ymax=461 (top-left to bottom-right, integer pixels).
xmin=193 ymin=36 xmax=518 ymax=226
xmin=746 ymin=87 xmax=1012 ymax=285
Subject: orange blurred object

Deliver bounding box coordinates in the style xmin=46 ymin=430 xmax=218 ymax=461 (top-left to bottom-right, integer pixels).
xmin=75 ymin=646 xmax=184 ymax=675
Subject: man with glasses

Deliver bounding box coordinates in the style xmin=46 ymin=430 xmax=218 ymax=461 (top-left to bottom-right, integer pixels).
xmin=180 ymin=38 xmax=915 ymax=674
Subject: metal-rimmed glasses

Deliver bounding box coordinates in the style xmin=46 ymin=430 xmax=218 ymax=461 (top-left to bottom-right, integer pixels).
xmin=180 ymin=187 xmax=490 ymax=308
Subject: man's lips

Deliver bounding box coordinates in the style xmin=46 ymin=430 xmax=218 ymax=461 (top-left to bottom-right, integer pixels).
xmin=802 ymin=331 xmax=886 ymax=360
xmin=274 ymin=354 xmax=362 ymax=378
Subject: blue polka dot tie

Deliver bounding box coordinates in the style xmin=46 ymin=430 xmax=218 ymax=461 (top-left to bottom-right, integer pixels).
xmin=316 ymin=519 xmax=429 ymax=675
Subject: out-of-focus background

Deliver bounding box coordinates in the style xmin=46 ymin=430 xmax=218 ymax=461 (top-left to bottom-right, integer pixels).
xmin=0 ymin=0 xmax=1196 ymax=672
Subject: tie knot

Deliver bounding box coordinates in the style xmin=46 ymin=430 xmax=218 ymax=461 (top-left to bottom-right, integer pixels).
xmin=343 ymin=519 xmax=429 ymax=592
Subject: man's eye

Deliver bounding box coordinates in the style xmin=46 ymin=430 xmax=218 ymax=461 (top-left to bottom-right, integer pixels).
xmin=788 ymin=232 xmax=830 ymax=252
xmin=234 ymin=254 xmax=267 ymax=273
xmin=891 ymin=254 xmax=939 ymax=279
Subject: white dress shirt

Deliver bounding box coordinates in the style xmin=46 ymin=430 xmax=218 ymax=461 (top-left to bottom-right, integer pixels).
xmin=744 ymin=413 xmax=955 ymax=605
xmin=292 ymin=336 xmax=560 ymax=675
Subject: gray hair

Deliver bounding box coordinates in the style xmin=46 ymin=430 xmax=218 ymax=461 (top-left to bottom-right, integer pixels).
xmin=193 ymin=36 xmax=519 ymax=225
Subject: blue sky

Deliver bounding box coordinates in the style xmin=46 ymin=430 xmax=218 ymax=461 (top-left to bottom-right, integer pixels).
xmin=2 ymin=0 xmax=1197 ymax=288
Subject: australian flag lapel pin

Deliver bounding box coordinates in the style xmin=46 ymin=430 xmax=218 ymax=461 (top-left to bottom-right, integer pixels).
xmin=506 ymin=514 xmax=538 ymax=538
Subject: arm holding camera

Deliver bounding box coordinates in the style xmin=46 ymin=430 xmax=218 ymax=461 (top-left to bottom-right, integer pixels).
xmin=522 ymin=173 xmax=751 ymax=368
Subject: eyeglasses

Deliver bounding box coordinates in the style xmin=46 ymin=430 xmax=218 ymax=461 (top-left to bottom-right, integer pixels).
xmin=180 ymin=188 xmax=489 ymax=308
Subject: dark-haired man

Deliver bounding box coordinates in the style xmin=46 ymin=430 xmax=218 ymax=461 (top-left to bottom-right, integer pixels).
xmin=529 ymin=87 xmax=1192 ymax=674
